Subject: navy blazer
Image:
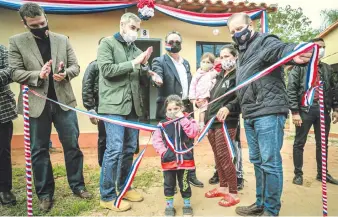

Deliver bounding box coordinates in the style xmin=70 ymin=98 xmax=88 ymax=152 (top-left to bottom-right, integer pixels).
xmin=151 ymin=54 xmax=192 ymax=119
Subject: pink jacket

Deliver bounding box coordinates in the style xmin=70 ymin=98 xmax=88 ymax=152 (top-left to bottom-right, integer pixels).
xmin=152 ymin=117 xmax=199 ymax=156
xmin=189 ymin=68 xmax=216 ymax=100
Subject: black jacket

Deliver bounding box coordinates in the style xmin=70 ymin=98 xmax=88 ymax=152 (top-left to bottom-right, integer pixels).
xmin=205 ymin=69 xmax=240 ymax=129
xmin=287 ymin=62 xmax=338 ymax=113
xmin=82 ymin=60 xmax=99 ymax=111
xmin=236 ymin=33 xmax=296 ymax=119
xmin=152 ymin=54 xmax=192 ymax=119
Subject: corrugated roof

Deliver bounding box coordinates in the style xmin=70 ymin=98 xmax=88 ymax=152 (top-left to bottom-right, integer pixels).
xmin=155 ymin=0 xmax=277 ymax=13
xmin=318 ymin=20 xmax=338 ymax=38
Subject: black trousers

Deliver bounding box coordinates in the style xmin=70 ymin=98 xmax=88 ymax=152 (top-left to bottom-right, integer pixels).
xmin=0 ymin=121 xmax=13 ymax=192
xmin=97 ymin=120 xmax=106 ymax=167
xmin=293 ymin=105 xmax=331 ymax=176
xmin=164 ymin=169 xmax=191 ymax=198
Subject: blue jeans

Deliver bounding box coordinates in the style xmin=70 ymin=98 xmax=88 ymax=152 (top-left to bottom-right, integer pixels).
xmin=100 ymin=113 xmax=138 ymax=201
xmin=244 ymin=114 xmax=286 ymax=216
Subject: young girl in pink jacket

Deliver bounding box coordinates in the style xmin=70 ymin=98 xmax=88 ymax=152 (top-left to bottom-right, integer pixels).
xmin=152 ymin=95 xmax=199 ymax=217
xmin=189 ymin=53 xmax=220 ymax=130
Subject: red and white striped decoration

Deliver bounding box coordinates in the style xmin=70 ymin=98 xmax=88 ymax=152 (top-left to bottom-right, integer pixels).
xmin=318 ymin=83 xmax=328 ymax=216
xmin=22 ymin=85 xmax=33 ymax=216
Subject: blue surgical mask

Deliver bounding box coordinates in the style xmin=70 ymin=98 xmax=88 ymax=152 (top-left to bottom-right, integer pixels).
xmin=232 ymin=26 xmax=252 ymax=45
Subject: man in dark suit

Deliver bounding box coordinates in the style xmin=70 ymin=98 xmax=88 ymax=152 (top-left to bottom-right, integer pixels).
xmin=151 ymin=31 xmax=204 ymax=188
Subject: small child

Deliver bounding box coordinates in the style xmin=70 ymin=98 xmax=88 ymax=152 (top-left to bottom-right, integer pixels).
xmin=189 ymin=53 xmax=219 ymax=131
xmin=152 ymin=95 xmax=199 ymax=217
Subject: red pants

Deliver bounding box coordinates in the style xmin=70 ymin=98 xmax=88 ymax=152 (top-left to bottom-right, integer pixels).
xmin=208 ymin=128 xmax=238 ymax=194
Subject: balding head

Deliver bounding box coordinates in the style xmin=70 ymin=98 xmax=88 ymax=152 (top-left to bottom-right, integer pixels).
xmin=227 ymin=12 xmax=253 ymax=36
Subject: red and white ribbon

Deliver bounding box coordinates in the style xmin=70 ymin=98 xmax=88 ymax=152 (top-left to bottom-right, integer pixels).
xmin=114 ymin=147 xmax=147 ymax=208
xmin=260 ymin=10 xmax=269 ymax=33
xmin=22 ymin=85 xmax=33 ymax=216
xmin=23 ymin=42 xmax=322 ymax=211
xmin=221 ymin=122 xmax=236 ymax=163
xmin=301 ymin=44 xmax=320 ymax=107
xmin=319 ymin=83 xmax=328 ymax=216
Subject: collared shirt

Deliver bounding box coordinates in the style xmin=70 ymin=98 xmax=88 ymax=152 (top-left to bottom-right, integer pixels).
xmin=167 ymin=54 xmax=189 ymax=99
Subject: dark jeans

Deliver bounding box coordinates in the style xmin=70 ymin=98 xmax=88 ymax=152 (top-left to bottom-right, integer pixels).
xmin=164 ymin=170 xmax=191 ymax=198
xmin=30 ymin=102 xmax=85 ymax=200
xmin=98 ymin=120 xmax=106 ymax=167
xmin=244 ymin=114 xmax=286 ymax=216
xmin=0 ymin=121 xmax=13 ymax=192
xmin=293 ymin=105 xmax=331 ymax=176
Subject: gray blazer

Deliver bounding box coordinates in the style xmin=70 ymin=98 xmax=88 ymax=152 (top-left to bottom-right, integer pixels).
xmin=9 ymin=31 xmax=80 ymax=118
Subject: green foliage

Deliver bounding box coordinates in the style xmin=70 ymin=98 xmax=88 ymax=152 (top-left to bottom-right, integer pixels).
xmin=0 ymin=166 xmax=100 ymax=216
xmin=257 ymin=5 xmax=320 ymax=43
xmin=320 ymin=9 xmax=338 ymax=30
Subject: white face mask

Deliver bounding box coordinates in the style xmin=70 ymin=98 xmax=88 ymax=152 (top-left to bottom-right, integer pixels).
xmin=319 ymin=48 xmax=325 ymax=59
xmin=123 ymin=29 xmax=138 ymax=43
xmin=221 ymin=59 xmax=236 ymax=71
xmin=166 ymin=111 xmax=178 ymax=119
xmin=200 ymin=63 xmax=213 ymax=72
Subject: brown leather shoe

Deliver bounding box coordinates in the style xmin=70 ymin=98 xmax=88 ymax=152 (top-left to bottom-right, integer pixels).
xmin=73 ymin=189 xmax=93 ymax=199
xmin=39 ymin=198 xmax=53 ymax=212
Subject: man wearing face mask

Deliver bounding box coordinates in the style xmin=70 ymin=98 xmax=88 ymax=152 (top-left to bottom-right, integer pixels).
xmin=9 ymin=3 xmax=91 ymax=212
xmin=227 ymin=13 xmax=313 ymax=216
xmin=287 ymin=38 xmax=338 ymax=186
xmin=97 ymin=13 xmax=152 ymax=211
xmin=151 ymin=31 xmax=204 ymax=188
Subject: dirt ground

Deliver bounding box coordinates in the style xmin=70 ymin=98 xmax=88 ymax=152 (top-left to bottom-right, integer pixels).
xmin=11 ymin=136 xmax=338 ymax=216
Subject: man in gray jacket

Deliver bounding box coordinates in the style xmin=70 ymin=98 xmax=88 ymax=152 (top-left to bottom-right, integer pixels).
xmin=9 ymin=3 xmax=91 ymax=212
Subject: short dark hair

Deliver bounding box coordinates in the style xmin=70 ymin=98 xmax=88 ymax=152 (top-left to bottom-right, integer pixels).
xmin=19 ymin=3 xmax=45 ymax=24
xmin=309 ymin=38 xmax=324 ymax=43
xmin=220 ymin=44 xmax=238 ymax=57
xmin=165 ymin=31 xmax=182 ymax=43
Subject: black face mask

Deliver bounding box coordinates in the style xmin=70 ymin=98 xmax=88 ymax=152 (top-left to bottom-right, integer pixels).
xmin=232 ymin=26 xmax=251 ymax=45
xmin=166 ymin=41 xmax=182 ymax=53
xmin=30 ymin=25 xmax=49 ymax=40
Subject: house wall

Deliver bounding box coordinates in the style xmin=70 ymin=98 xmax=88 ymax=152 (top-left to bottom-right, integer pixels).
xmin=322 ymin=27 xmax=338 ymax=65
xmin=0 ymin=7 xmax=232 ymax=135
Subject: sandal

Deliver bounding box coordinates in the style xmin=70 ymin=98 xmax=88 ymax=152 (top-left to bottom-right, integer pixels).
xmin=205 ymin=188 xmax=226 ymax=198
xmin=218 ymin=194 xmax=240 ymax=207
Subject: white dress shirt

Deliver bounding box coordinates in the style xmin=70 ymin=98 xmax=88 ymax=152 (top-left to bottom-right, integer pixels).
xmin=168 ymin=54 xmax=189 ymax=100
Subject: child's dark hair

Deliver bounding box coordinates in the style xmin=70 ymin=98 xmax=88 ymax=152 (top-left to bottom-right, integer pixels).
xmin=201 ymin=52 xmax=216 ymax=63
xmin=165 ymin=95 xmax=184 ymax=110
